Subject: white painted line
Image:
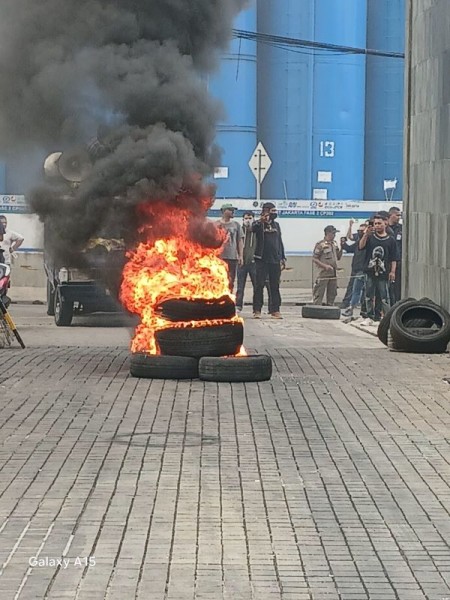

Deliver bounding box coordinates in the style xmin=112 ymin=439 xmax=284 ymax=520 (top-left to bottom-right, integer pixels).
xmin=14 ymin=522 xmax=54 ymax=600
xmin=62 ymin=534 xmax=74 ymax=557
xmin=0 ymin=519 xmax=9 ymax=535
xmin=0 ymin=521 xmax=31 ymax=576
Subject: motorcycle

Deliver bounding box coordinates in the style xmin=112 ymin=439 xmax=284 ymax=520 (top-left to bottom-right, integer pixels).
xmin=0 ymin=252 xmax=24 ymax=348
xmin=0 ymin=252 xmax=11 ymax=309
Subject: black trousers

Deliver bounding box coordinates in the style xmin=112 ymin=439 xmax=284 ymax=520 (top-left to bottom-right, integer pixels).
xmin=390 ymin=265 xmax=402 ymax=305
xmin=253 ymin=261 xmax=281 ymax=313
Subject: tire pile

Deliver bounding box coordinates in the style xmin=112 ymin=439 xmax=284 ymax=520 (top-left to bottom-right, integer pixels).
xmin=378 ymin=298 xmax=450 ymax=354
xmin=130 ymin=296 xmax=273 ymax=382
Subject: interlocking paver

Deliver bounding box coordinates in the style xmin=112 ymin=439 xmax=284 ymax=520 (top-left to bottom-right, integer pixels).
xmin=0 ymin=306 xmax=450 ymax=598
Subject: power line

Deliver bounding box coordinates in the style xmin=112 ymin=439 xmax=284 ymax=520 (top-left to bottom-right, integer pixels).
xmin=232 ymin=29 xmax=405 ymax=59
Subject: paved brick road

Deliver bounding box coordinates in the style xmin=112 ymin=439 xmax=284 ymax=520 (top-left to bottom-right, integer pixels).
xmin=0 ymin=306 xmax=450 ymax=599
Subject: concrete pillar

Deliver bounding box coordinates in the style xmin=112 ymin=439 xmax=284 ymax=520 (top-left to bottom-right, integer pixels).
xmin=403 ymin=0 xmax=450 ymax=309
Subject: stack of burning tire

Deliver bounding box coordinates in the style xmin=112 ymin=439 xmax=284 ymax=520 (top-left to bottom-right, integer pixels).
xmin=130 ymin=295 xmax=272 ymax=382
xmin=377 ymin=298 xmax=450 ymax=353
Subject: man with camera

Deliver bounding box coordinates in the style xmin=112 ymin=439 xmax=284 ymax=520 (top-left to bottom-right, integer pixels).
xmin=341 ymin=220 xmax=369 ymax=318
xmin=252 ymin=202 xmax=286 ymax=319
xmin=359 ymin=214 xmax=398 ymax=326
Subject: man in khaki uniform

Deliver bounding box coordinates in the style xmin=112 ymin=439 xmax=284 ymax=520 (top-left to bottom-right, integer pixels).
xmin=312 ymin=225 xmax=342 ymax=305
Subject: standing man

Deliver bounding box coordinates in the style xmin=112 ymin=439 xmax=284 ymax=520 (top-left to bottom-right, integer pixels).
xmin=341 ymin=221 xmax=368 ymax=318
xmin=252 ymin=202 xmax=286 ymax=319
xmin=387 ymin=206 xmax=402 ymax=304
xmin=312 ymin=225 xmax=342 ymax=306
xmin=0 ymin=215 xmax=24 ymax=266
xmin=340 ymin=219 xmax=358 ymax=309
xmin=359 ymin=214 xmax=398 ymax=326
xmin=235 ymin=211 xmax=257 ymax=313
xmin=216 ymin=204 xmax=244 ymax=293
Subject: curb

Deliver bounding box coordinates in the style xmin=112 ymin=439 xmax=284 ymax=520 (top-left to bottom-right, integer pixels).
xmin=349 ymin=321 xmax=379 ymax=338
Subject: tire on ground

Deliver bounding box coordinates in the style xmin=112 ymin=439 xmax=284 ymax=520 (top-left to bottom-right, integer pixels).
xmin=156 ymin=322 xmax=244 ymax=358
xmin=130 ymin=353 xmax=199 ymax=379
xmin=302 ymin=305 xmax=341 ymax=320
xmin=47 ymin=280 xmax=56 ymax=316
xmin=54 ymin=288 xmax=74 ymax=326
xmin=390 ymin=302 xmax=450 ymax=353
xmin=156 ymin=296 xmax=236 ymax=322
xmin=199 ymin=355 xmax=272 ymax=382
xmin=378 ymin=298 xmax=415 ymax=346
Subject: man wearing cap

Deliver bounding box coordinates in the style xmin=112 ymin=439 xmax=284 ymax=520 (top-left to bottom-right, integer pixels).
xmin=216 ymin=204 xmax=244 ymax=292
xmin=312 ymin=225 xmax=343 ymax=306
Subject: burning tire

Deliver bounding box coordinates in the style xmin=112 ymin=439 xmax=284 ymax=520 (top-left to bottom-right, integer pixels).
xmin=130 ymin=353 xmax=199 ymax=380
xmin=156 ymin=296 xmax=236 ymax=322
xmin=199 ymin=355 xmax=272 ymax=382
xmin=156 ymin=322 xmax=243 ymax=359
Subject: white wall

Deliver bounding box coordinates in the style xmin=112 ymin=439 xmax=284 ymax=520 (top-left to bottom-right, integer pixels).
xmin=211 ymin=199 xmax=403 ymax=255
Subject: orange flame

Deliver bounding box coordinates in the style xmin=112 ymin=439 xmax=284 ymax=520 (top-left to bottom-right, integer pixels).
xmin=120 ymin=200 xmax=245 ymax=355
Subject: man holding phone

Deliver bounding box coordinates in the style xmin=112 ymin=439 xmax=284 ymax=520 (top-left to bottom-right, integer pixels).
xmin=359 ymin=214 xmax=398 ymax=326
xmin=252 ymin=202 xmax=286 ymax=319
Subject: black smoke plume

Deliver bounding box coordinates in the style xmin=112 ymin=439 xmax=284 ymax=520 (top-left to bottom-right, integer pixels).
xmin=0 ymin=0 xmax=247 ymax=266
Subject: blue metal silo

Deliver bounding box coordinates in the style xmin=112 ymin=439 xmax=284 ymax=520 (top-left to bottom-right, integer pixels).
xmin=258 ymin=0 xmax=314 ymax=200
xmin=311 ymin=0 xmax=368 ymax=201
xmin=364 ymin=0 xmax=405 ymax=201
xmin=0 ymin=162 xmax=5 ymax=194
xmin=208 ymin=3 xmax=257 ymax=199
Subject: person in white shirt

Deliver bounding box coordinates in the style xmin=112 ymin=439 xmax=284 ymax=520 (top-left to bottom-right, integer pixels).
xmin=0 ymin=215 xmax=24 ymax=265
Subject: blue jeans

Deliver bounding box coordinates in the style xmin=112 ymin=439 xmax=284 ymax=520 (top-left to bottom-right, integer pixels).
xmin=350 ymin=273 xmax=365 ymax=308
xmin=365 ymin=275 xmax=391 ymax=320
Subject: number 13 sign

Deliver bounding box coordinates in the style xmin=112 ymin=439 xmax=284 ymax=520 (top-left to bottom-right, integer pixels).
xmin=319 ymin=141 xmax=335 ymax=158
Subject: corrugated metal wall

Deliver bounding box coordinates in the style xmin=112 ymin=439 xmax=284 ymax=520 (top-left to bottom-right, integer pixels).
xmin=364 ymin=0 xmax=405 ymax=201
xmin=258 ymin=0 xmax=313 ymax=200
xmin=0 ymin=163 xmax=5 ymax=194
xmin=312 ymin=0 xmax=367 ymax=201
xmin=212 ymin=0 xmax=405 ymax=201
xmin=208 ymin=4 xmax=257 ymax=199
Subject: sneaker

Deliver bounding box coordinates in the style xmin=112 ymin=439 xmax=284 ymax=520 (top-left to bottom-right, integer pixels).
xmin=341 ymin=307 xmax=353 ymax=317
xmin=271 ymin=312 xmax=283 ymax=319
xmin=236 ymin=307 xmax=242 ymax=313
xmin=360 ymin=318 xmax=374 ymax=326
xmin=253 ymin=312 xmax=261 ymax=319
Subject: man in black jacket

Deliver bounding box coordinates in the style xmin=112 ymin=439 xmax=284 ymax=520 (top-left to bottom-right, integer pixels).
xmin=252 ymin=202 xmax=286 ymax=319
xmin=387 ymin=206 xmax=402 ymax=304
xmin=341 ymin=221 xmax=368 ymax=318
